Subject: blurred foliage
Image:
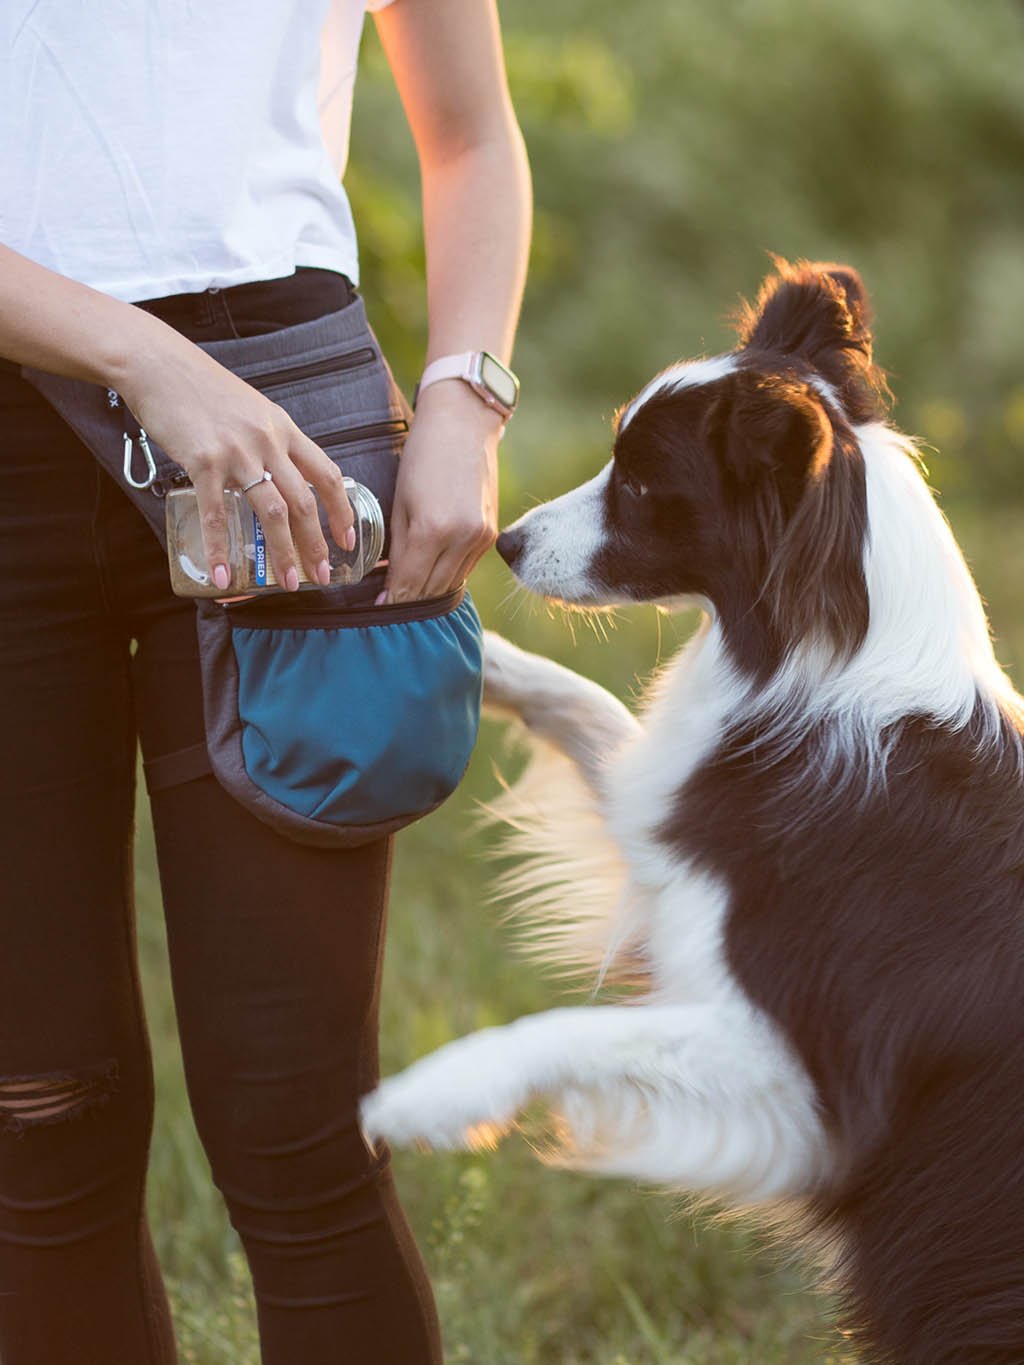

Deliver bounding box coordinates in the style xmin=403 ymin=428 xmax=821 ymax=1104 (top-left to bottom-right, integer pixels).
xmin=351 ymin=0 xmax=1024 ymax=506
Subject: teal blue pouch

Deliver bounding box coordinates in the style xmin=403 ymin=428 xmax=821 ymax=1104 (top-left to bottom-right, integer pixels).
xmin=196 ymin=571 xmax=483 ymax=846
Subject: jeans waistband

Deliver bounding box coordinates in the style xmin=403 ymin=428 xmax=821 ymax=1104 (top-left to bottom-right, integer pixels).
xmin=0 ymin=267 xmax=358 ymax=378
xmin=133 ymin=267 xmax=357 ymax=337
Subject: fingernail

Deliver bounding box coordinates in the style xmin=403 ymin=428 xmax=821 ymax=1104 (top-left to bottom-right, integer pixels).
xmin=374 ymin=591 xmax=388 ymax=606
xmin=345 ymin=526 xmax=356 ymax=552
xmin=285 ymin=567 xmax=299 ymax=592
xmin=213 ymin=564 xmax=229 ymax=590
xmin=317 ymin=559 xmax=331 ymax=586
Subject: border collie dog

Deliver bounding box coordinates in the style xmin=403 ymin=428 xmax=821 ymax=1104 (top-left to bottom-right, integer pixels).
xmin=363 ymin=261 xmax=1024 ymax=1363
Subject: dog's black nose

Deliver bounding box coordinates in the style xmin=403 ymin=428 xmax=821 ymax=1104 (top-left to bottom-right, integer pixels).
xmin=496 ymin=528 xmax=524 ymax=567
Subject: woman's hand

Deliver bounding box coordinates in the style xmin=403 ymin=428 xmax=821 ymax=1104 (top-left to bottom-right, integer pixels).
xmin=119 ymin=334 xmax=355 ymax=592
xmin=380 ymin=381 xmax=503 ymax=604
xmin=0 ymin=245 xmax=355 ymax=593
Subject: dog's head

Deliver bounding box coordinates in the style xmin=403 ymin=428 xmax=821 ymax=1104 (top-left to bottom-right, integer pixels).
xmin=498 ymin=260 xmax=888 ymax=678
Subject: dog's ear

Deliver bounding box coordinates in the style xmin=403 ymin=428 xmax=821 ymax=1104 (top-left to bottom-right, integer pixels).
xmin=708 ymin=370 xmax=833 ymax=517
xmin=734 ymin=258 xmax=890 ymax=423
xmin=708 ymin=370 xmax=869 ymax=664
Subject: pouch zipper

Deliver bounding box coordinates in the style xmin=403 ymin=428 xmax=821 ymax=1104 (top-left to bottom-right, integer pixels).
xmin=317 ymin=417 xmax=408 ymax=449
xmin=226 ymin=584 xmax=464 ymax=630
xmin=246 ymin=346 xmax=376 ymax=393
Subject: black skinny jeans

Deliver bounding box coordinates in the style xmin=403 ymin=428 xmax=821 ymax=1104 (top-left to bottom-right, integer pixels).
xmin=0 ymin=268 xmax=443 ymax=1364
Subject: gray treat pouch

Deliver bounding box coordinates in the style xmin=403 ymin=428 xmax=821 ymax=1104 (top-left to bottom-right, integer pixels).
xmin=20 ymin=296 xmax=483 ymax=846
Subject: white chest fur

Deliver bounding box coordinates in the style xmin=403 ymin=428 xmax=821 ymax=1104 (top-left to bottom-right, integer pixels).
xmin=605 ymin=618 xmax=749 ymax=1005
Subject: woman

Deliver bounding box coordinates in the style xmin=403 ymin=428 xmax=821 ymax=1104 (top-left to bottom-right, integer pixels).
xmin=0 ymin=1 xmax=530 ymax=1361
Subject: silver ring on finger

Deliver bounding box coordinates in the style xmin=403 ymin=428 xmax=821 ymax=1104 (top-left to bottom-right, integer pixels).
xmin=240 ymin=468 xmax=274 ymax=494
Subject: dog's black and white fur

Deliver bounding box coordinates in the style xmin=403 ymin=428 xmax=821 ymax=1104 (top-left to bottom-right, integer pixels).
xmin=362 ymin=261 xmax=1024 ymax=1363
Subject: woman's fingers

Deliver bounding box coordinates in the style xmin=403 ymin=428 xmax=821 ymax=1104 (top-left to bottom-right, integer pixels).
xmin=191 ymin=465 xmax=234 ymax=591
xmin=211 ymin=430 xmax=353 ymax=593
xmin=288 ymin=427 xmax=356 ymax=556
xmin=445 ymin=544 xmax=482 ymax=597
xmin=424 ymin=536 xmax=489 ymax=600
xmin=384 ymin=518 xmax=491 ymax=603
xmin=414 ymin=542 xmax=473 ymax=601
xmin=192 ymin=454 xmax=310 ymax=594
xmin=253 ymin=455 xmax=332 ymax=588
xmin=382 ymin=515 xmax=444 ymax=604
xmin=241 ymin=471 xmax=301 ymax=592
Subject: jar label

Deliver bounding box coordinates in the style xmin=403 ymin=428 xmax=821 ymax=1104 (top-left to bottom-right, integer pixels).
xmin=253 ymin=511 xmax=268 ymax=586
xmin=250 ymin=510 xmax=313 ymax=588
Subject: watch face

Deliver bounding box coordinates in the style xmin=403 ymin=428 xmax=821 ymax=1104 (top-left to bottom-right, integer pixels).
xmin=479 ymin=352 xmax=519 ymax=410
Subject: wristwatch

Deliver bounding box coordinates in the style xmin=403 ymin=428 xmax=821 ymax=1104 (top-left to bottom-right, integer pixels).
xmin=414 ymin=350 xmax=520 ymax=421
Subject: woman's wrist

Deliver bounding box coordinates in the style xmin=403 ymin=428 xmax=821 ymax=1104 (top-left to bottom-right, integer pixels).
xmin=410 ymin=374 xmax=507 ymax=445
xmin=102 ymin=307 xmax=195 ymax=404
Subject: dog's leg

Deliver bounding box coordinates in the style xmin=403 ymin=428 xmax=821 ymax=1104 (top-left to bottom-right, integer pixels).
xmin=361 ymin=1002 xmax=828 ymax=1203
xmin=484 ymin=631 xmax=642 ymax=795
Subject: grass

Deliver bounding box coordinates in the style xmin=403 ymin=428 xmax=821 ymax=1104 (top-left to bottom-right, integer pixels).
xmin=136 ymin=495 xmax=1024 ymax=1363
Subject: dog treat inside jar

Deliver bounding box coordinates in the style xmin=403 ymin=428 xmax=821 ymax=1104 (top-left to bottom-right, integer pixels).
xmin=165 ymin=474 xmax=385 ymax=598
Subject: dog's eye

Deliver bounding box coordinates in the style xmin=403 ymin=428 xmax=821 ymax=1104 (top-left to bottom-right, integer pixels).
xmin=622 ymin=473 xmax=647 ymax=499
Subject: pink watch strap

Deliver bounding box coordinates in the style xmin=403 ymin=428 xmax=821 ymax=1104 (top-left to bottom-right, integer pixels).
xmin=418 ymin=352 xmax=478 ymax=391
xmin=415 ymin=351 xmax=515 ymax=436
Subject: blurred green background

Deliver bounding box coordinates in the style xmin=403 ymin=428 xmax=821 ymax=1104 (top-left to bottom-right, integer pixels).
xmin=144 ymin=1 xmax=1024 ymax=1360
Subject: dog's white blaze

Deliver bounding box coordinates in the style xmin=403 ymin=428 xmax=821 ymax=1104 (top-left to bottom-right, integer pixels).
xmin=504 ymin=461 xmax=612 ymax=601
xmin=618 ymin=354 xmax=738 ymax=432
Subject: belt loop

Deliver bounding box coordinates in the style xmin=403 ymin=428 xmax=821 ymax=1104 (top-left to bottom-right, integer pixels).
xmin=193 ymin=288 xmax=216 ymax=327
xmin=208 ymin=286 xmax=240 ymax=338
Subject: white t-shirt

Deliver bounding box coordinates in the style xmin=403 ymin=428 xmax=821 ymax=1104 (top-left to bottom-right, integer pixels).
xmin=0 ymin=0 xmax=395 ymax=302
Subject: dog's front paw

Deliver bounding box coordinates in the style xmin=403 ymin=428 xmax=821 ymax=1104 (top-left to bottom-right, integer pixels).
xmin=360 ymin=1028 xmax=525 ymax=1152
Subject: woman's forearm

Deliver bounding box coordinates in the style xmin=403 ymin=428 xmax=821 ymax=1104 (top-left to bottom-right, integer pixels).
xmin=375 ymin=0 xmax=532 ymax=375
xmin=374 ymin=118 xmax=531 ymax=603
xmin=419 ymin=125 xmax=532 ymax=368
xmin=0 ymin=242 xmax=179 ymax=391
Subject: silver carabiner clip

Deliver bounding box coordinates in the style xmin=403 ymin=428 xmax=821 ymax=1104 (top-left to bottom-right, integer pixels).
xmin=123 ymin=428 xmax=158 ymax=490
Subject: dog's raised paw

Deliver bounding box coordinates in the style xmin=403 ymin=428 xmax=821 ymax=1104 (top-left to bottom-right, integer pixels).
xmin=360 ymin=1028 xmax=524 ymax=1152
